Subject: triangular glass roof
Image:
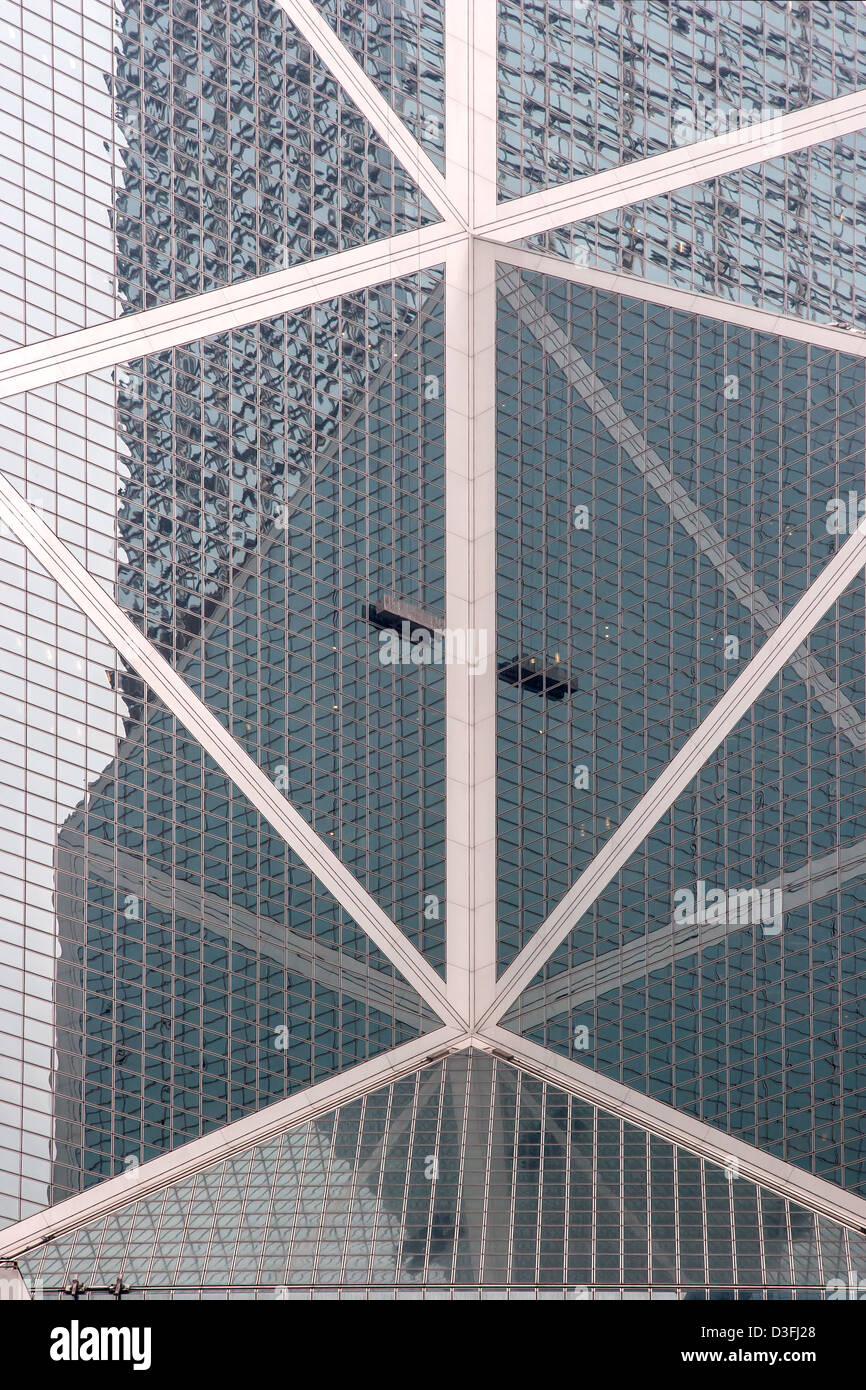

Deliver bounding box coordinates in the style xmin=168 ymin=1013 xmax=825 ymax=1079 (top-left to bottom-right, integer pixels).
xmin=15 ymin=1049 xmax=864 ymax=1299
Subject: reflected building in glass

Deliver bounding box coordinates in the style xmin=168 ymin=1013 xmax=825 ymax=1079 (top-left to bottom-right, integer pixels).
xmin=1 ymin=0 xmax=866 ymax=1299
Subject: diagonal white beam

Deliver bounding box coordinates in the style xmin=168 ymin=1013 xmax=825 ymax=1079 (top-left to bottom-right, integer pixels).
xmin=0 ymin=223 xmax=463 ymax=400
xmin=487 ymin=239 xmax=866 ymax=358
xmin=0 ymin=473 xmax=465 ymax=1028
xmin=0 ymin=1026 xmax=465 ymax=1260
xmin=479 ymin=1026 xmax=866 ymax=1232
xmin=501 ymin=267 xmax=865 ymax=750
xmin=279 ymin=0 xmax=464 ymax=226
xmin=477 ymin=89 xmax=866 ymax=244
xmin=483 ymin=510 xmax=866 ymax=1028
xmin=514 ymin=835 xmax=866 ymax=1031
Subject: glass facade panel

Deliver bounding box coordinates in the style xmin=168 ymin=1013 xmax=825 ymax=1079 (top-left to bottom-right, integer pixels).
xmin=521 ymin=134 xmax=866 ymax=330
xmin=3 ymin=0 xmax=866 ymax=1305
xmin=0 ymin=549 xmax=435 ymax=1221
xmin=498 ymin=0 xmax=866 ymax=200
xmin=16 ymin=1050 xmax=858 ymax=1298
xmin=0 ymin=541 xmax=126 ymax=1226
xmin=0 ymin=0 xmax=438 ymax=350
xmin=496 ymin=267 xmax=866 ymax=967
xmin=314 ymin=0 xmax=445 ymax=168
xmin=504 ymin=577 xmax=866 ymax=1192
xmin=2 ymin=272 xmax=447 ymax=966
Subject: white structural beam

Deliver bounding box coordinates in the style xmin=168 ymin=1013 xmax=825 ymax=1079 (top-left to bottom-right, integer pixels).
xmin=0 ymin=1026 xmax=464 ymax=1261
xmin=484 ymin=509 xmax=866 ymax=1027
xmin=514 ymin=836 xmax=866 ymax=1031
xmin=443 ymin=0 xmax=471 ymax=224
xmin=500 ymin=267 xmax=865 ymax=750
xmin=0 ymin=474 xmax=465 ymax=1029
xmin=442 ymin=3 xmax=498 ymax=1027
xmin=279 ymin=0 xmax=463 ymax=226
xmin=477 ymin=90 xmax=866 ymax=244
xmin=487 ymin=239 xmax=866 ymax=358
xmin=0 ymin=223 xmax=462 ymax=400
xmin=443 ymin=0 xmax=496 ymax=226
xmin=444 ymin=239 xmax=498 ymax=1026
xmin=480 ymin=1026 xmax=866 ymax=1232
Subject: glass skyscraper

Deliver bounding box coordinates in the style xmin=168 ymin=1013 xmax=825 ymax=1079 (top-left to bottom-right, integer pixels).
xmin=1 ymin=0 xmax=866 ymax=1300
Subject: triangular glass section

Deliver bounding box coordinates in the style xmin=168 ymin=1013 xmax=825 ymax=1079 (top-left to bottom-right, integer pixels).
xmin=521 ymin=134 xmax=866 ymax=330
xmin=0 ymin=0 xmax=441 ymax=350
xmin=314 ymin=0 xmax=445 ymax=169
xmin=2 ymin=271 xmax=447 ymax=969
xmin=495 ymin=265 xmax=866 ymax=969
xmin=498 ymin=3 xmax=866 ymax=201
xmin=503 ymin=574 xmax=866 ymax=1195
xmin=13 ymin=1049 xmax=862 ymax=1299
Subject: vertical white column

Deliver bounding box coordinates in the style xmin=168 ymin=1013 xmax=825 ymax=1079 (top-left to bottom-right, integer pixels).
xmin=443 ymin=0 xmax=471 ymax=224
xmin=443 ymin=1 xmax=499 ymax=1024
xmin=444 ymin=237 xmax=498 ymax=1025
xmin=444 ymin=236 xmax=474 ymax=1024
xmin=444 ymin=0 xmax=497 ymax=224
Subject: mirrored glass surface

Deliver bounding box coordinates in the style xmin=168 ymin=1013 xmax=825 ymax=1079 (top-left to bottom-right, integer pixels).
xmin=498 ymin=0 xmax=866 ymax=200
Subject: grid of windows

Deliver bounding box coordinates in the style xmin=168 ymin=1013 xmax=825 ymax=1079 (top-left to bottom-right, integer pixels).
xmin=496 ymin=269 xmax=866 ymax=968
xmin=498 ymin=0 xmax=866 ymax=200
xmin=111 ymin=0 xmax=438 ymax=312
xmin=16 ymin=1050 xmax=862 ymax=1298
xmin=3 ymin=0 xmax=866 ymax=1295
xmin=0 ymin=564 xmax=433 ymax=1216
xmin=1 ymin=274 xmax=448 ymax=965
xmin=522 ymin=133 xmax=866 ymax=330
xmin=314 ymin=0 xmax=446 ymax=169
xmin=0 ymin=0 xmax=437 ymax=349
xmin=0 ymin=548 xmax=126 ymax=1226
xmin=504 ymin=579 xmax=866 ymax=1192
xmin=0 ymin=0 xmax=116 ymax=347
xmin=52 ymin=677 xmax=434 ymax=1202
